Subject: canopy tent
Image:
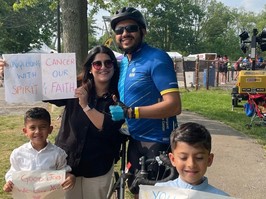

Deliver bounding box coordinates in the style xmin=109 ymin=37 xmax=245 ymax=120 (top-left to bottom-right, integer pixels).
xmin=114 ymin=51 xmax=182 ymax=62
xmin=27 ymin=42 xmax=57 ymax=53
xmin=113 ymin=50 xmax=124 ymax=61
xmin=187 ymin=53 xmax=217 ymax=61
xmin=167 ymin=51 xmax=182 ymax=60
xmin=113 ymin=51 xmax=183 ymax=60
xmin=112 ymin=51 xmax=122 ymax=58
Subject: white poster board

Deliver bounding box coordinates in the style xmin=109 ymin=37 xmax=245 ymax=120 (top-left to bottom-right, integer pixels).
xmin=12 ymin=170 xmax=66 ymax=199
xmin=139 ymin=185 xmax=236 ymax=199
xmin=3 ymin=53 xmax=77 ymax=103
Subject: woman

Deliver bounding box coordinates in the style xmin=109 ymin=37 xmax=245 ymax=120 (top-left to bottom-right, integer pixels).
xmin=47 ymin=45 xmax=124 ymax=198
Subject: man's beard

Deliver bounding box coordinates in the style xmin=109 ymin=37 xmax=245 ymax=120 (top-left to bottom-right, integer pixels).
xmin=118 ymin=36 xmax=142 ymax=54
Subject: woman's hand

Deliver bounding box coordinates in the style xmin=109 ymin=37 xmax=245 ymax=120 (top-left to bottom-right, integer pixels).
xmin=74 ymin=85 xmax=89 ymax=109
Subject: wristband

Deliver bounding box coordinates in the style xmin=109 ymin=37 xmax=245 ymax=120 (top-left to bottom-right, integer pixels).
xmin=134 ymin=107 xmax=140 ymax=119
xmin=130 ymin=107 xmax=135 ymax=119
xmin=83 ymin=105 xmax=91 ymax=112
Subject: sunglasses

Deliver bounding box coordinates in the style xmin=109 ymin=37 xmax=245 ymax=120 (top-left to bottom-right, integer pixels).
xmin=114 ymin=24 xmax=139 ymax=35
xmin=92 ymin=60 xmax=114 ymax=70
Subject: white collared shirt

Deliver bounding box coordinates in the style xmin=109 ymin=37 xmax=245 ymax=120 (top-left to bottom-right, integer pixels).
xmin=5 ymin=141 xmax=71 ymax=181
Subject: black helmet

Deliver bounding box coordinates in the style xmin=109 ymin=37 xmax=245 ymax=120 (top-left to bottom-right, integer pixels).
xmin=110 ymin=7 xmax=147 ymax=31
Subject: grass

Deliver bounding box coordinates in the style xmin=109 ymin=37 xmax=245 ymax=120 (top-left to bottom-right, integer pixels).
xmin=0 ymin=105 xmax=62 ymax=199
xmin=1 ymin=88 xmax=266 ymax=198
xmin=180 ymin=87 xmax=266 ymax=147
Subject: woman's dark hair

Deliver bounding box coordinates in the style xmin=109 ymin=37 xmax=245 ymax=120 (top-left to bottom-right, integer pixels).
xmin=77 ymin=45 xmax=120 ymax=99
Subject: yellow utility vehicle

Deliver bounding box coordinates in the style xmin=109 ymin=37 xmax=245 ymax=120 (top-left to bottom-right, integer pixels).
xmin=231 ymin=70 xmax=266 ymax=110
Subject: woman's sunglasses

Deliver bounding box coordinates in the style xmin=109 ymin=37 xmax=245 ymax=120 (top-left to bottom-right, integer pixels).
xmin=92 ymin=60 xmax=114 ymax=70
xmin=114 ymin=24 xmax=139 ymax=35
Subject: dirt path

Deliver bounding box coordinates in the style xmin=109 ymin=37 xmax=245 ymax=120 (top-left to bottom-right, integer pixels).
xmin=178 ymin=111 xmax=266 ymax=199
xmin=0 ymin=87 xmax=48 ymax=115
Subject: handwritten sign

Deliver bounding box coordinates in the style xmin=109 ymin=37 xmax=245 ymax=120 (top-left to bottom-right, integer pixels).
xmin=3 ymin=53 xmax=77 ymax=103
xmin=139 ymin=185 xmax=236 ymax=199
xmin=12 ymin=170 xmax=65 ymax=199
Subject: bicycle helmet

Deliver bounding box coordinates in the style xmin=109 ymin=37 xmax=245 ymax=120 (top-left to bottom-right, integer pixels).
xmin=110 ymin=7 xmax=147 ymax=31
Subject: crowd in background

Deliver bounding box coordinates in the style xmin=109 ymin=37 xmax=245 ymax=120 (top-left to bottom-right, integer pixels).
xmin=214 ymin=54 xmax=265 ymax=84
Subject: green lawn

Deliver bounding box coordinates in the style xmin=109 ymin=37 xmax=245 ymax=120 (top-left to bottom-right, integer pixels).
xmin=0 ymin=89 xmax=265 ymax=198
xmin=180 ymin=88 xmax=266 ymax=147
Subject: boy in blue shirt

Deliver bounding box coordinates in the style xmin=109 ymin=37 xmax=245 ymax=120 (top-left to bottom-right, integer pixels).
xmin=155 ymin=122 xmax=229 ymax=197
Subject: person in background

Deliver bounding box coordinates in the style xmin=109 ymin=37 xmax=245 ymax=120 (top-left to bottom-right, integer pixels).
xmin=242 ymin=56 xmax=252 ymax=70
xmin=109 ymin=7 xmax=181 ymax=199
xmin=3 ymin=107 xmax=75 ymax=193
xmin=227 ymin=61 xmax=234 ymax=81
xmin=155 ymin=122 xmax=230 ymax=197
xmin=215 ymin=55 xmax=224 ymax=85
xmin=223 ymin=55 xmax=229 ymax=83
xmin=233 ymin=56 xmax=243 ymax=80
xmin=254 ymin=97 xmax=266 ymax=116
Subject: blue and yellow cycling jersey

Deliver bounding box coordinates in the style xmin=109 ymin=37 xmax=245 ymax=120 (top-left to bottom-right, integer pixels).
xmin=118 ymin=43 xmax=179 ymax=143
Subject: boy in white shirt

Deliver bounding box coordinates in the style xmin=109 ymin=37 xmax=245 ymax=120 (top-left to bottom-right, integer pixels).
xmin=3 ymin=107 xmax=75 ymax=192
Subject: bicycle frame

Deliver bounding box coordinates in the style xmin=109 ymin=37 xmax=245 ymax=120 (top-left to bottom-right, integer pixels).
xmin=107 ymin=137 xmax=128 ymax=199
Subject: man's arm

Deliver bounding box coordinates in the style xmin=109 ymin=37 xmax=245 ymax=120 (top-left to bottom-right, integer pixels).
xmin=135 ymin=92 xmax=181 ymax=119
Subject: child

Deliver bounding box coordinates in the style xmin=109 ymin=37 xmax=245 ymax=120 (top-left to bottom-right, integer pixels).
xmin=3 ymin=107 xmax=75 ymax=192
xmin=155 ymin=122 xmax=230 ymax=196
xmin=255 ymin=97 xmax=266 ymax=116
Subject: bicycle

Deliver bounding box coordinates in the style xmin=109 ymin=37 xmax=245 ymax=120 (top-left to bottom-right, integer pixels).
xmin=107 ymin=136 xmax=178 ymax=199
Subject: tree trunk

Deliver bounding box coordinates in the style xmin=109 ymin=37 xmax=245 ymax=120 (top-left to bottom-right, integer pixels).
xmin=61 ymin=0 xmax=88 ymax=73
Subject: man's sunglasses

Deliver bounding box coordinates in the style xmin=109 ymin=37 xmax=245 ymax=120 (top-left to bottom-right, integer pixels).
xmin=92 ymin=60 xmax=114 ymax=70
xmin=114 ymin=24 xmax=139 ymax=35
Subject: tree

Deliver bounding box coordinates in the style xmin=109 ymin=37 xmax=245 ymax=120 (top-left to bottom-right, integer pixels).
xmin=198 ymin=1 xmax=240 ymax=59
xmin=0 ymin=0 xmax=56 ymax=53
xmin=9 ymin=0 xmax=90 ymax=72
xmin=2 ymin=0 xmax=265 ymax=63
xmin=60 ymin=0 xmax=88 ymax=72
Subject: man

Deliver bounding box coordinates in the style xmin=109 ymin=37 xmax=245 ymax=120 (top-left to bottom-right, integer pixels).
xmin=109 ymin=7 xmax=182 ymax=198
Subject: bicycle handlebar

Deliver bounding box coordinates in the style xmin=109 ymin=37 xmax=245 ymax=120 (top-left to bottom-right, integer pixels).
xmin=129 ymin=153 xmax=177 ymax=191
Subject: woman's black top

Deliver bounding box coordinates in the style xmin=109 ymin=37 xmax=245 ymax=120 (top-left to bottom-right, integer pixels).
xmin=48 ymin=94 xmax=124 ymax=178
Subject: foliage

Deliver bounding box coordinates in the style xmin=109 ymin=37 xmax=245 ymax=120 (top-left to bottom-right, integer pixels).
xmin=0 ymin=0 xmax=57 ymax=53
xmin=88 ymin=13 xmax=102 ymax=49
xmin=144 ymin=0 xmax=204 ymax=53
xmin=91 ymin=0 xmax=266 ymax=60
xmin=1 ymin=0 xmax=266 ymax=60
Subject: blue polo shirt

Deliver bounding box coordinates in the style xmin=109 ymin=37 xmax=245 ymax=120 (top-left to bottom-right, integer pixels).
xmin=118 ymin=43 xmax=179 ymax=143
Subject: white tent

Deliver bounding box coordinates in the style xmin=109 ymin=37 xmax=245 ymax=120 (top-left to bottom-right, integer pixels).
xmin=167 ymin=52 xmax=182 ymax=60
xmin=28 ymin=42 xmax=57 ymax=53
xmin=112 ymin=51 xmax=122 ymax=58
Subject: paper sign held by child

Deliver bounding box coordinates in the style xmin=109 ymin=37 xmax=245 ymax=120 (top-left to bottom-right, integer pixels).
xmin=12 ymin=170 xmax=65 ymax=199
xmin=139 ymin=185 xmax=237 ymax=199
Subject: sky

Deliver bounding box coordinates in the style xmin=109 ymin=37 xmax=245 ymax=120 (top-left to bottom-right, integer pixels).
xmin=217 ymin=0 xmax=265 ymax=13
